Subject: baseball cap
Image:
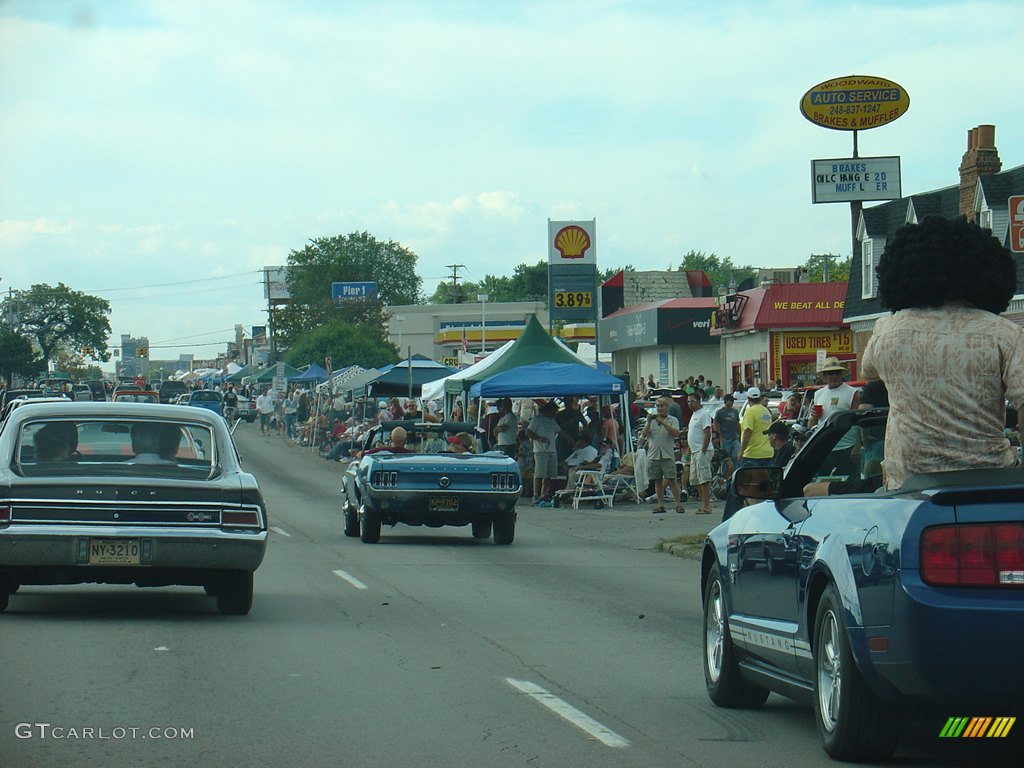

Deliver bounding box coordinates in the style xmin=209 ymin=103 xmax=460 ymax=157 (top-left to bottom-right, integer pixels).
xmin=746 ymin=387 xmax=762 ymax=400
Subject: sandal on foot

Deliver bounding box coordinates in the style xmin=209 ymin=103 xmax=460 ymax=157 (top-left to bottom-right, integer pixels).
xmin=652 ymin=507 xmax=667 ymax=514
xmin=675 ymin=506 xmax=686 ymax=514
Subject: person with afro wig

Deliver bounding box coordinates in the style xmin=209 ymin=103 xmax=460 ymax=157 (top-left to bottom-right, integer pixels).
xmin=862 ymin=215 xmax=1024 ymax=489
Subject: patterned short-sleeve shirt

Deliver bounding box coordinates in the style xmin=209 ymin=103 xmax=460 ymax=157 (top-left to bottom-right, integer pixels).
xmin=862 ymin=305 xmax=1024 ymax=489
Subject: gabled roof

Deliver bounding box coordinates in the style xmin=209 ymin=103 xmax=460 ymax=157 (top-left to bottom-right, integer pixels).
xmin=977 ymin=164 xmax=1024 ymax=209
xmin=859 ymin=198 xmax=907 ymax=239
xmin=907 ymin=185 xmax=960 ymax=223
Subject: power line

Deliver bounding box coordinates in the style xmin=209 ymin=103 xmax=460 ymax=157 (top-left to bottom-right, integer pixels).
xmin=85 ymin=271 xmax=260 ymax=293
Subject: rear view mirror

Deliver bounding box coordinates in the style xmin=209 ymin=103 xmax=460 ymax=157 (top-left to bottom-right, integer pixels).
xmin=733 ymin=466 xmax=783 ymax=500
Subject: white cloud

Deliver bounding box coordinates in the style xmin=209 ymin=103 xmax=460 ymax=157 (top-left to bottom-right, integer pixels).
xmin=1 ymin=0 xmax=1021 ymax=364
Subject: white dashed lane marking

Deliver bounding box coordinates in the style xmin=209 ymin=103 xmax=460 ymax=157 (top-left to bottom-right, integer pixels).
xmin=504 ymin=678 xmax=630 ymax=748
xmin=270 ymin=526 xmax=290 ymax=537
xmin=332 ymin=569 xmax=368 ymax=590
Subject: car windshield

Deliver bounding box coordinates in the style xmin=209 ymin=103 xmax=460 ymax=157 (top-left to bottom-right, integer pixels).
xmin=16 ymin=418 xmax=217 ymax=479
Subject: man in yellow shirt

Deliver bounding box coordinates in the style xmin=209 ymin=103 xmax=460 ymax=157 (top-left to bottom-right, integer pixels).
xmin=738 ymin=387 xmax=774 ymax=463
xmin=723 ymin=387 xmax=775 ymax=521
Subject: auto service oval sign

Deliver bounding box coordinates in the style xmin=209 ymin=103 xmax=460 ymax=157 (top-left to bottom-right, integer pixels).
xmin=800 ymin=75 xmax=909 ymax=131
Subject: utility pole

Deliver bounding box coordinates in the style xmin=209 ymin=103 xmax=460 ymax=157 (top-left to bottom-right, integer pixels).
xmin=446 ymin=264 xmax=466 ymax=303
xmin=808 ymin=253 xmax=837 ymax=282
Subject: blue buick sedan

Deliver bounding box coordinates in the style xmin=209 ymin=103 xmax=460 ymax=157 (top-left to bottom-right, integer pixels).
xmin=701 ymin=407 xmax=1024 ymax=761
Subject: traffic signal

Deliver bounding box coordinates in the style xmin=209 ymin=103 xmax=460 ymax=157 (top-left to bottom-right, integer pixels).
xmin=136 ymin=347 xmax=148 ymax=358
xmin=82 ymin=346 xmax=93 ymax=355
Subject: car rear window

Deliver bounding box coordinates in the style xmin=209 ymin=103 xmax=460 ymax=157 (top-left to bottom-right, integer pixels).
xmin=191 ymin=391 xmax=220 ymax=401
xmin=115 ymin=393 xmax=158 ymax=403
xmin=16 ymin=418 xmax=218 ymax=479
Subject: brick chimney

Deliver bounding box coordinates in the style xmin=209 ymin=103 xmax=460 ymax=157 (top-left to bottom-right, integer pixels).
xmin=959 ymin=124 xmax=1001 ymax=221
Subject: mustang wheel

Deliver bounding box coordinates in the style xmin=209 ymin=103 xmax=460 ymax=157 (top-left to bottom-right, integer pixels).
xmin=492 ymin=513 xmax=515 ymax=545
xmin=360 ymin=506 xmax=381 ymax=544
xmin=813 ymin=584 xmax=900 ymax=761
xmin=703 ymin=568 xmax=769 ymax=708
xmin=216 ymin=570 xmax=254 ymax=615
xmin=471 ymin=520 xmax=492 ymax=539
xmin=343 ymin=505 xmax=360 ymax=537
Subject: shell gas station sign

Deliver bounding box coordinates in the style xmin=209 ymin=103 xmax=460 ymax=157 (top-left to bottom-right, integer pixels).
xmin=548 ymin=219 xmax=598 ymax=324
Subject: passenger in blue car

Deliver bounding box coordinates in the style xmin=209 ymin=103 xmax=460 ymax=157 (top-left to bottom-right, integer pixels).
xmin=361 ymin=427 xmax=412 ymax=457
xmin=863 ymin=215 xmax=1024 ymax=489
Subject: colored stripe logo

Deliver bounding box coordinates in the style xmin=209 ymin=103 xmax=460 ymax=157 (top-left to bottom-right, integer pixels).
xmin=940 ymin=716 xmax=1016 ymax=738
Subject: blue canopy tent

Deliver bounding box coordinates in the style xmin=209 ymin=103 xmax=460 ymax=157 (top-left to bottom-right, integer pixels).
xmin=471 ymin=361 xmax=633 ymax=452
xmin=289 ymin=363 xmax=329 ymax=384
xmin=471 ymin=362 xmax=626 ymax=398
xmin=369 ymin=355 xmax=457 ymax=398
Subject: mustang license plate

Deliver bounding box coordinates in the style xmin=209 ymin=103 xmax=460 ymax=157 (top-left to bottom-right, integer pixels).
xmin=88 ymin=539 xmax=142 ymax=565
xmin=428 ymin=495 xmax=459 ymax=513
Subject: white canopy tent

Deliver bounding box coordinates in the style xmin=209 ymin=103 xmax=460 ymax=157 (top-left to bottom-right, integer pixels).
xmin=419 ymin=339 xmax=515 ymax=402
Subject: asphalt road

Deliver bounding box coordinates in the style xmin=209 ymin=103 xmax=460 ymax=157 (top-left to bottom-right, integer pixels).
xmin=0 ymin=423 xmax=1014 ymax=767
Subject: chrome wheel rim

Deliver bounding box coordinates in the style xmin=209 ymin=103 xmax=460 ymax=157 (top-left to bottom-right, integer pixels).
xmin=816 ymin=608 xmax=842 ymax=732
xmin=706 ymin=579 xmax=725 ymax=683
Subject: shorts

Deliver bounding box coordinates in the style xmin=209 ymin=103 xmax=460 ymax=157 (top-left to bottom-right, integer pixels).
xmin=533 ymin=452 xmax=558 ymax=479
xmin=259 ymin=413 xmax=270 ymax=428
xmin=689 ymin=450 xmax=713 ymax=485
xmin=648 ymin=457 xmax=678 ymax=480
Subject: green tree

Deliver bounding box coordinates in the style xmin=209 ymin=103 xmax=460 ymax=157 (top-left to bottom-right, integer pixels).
xmin=0 ymin=328 xmax=41 ymax=387
xmin=11 ymin=283 xmax=111 ymax=370
xmin=801 ymin=253 xmax=851 ymax=282
xmin=284 ymin=319 xmax=399 ymax=371
xmin=428 ymin=280 xmax=480 ymax=304
xmin=676 ymin=251 xmax=757 ymax=294
xmin=275 ymin=232 xmax=421 ymax=344
xmin=508 ymin=261 xmax=549 ymax=302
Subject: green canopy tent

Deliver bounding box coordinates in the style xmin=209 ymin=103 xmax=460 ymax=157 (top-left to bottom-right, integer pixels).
xmin=444 ymin=314 xmax=592 ymax=395
xmin=225 ymin=364 xmax=254 ymax=384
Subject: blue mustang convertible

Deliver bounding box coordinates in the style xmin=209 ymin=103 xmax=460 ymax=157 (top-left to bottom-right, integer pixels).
xmin=701 ymin=407 xmax=1024 ymax=762
xmin=341 ymin=421 xmax=521 ymax=545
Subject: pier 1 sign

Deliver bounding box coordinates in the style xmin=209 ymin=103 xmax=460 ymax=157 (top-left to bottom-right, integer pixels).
xmin=800 ymin=75 xmax=909 ymax=131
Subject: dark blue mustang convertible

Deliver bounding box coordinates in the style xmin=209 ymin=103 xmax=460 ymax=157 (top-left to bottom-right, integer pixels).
xmin=701 ymin=408 xmax=1024 ymax=762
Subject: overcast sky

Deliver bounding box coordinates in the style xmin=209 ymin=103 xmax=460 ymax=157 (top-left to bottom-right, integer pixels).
xmin=2 ymin=0 xmax=1021 ymax=369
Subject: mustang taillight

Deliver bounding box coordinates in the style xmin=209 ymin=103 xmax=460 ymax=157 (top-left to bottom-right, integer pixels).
xmin=221 ymin=507 xmax=262 ymax=528
xmin=372 ymin=471 xmax=398 ymax=488
xmin=921 ymin=523 xmax=1024 ymax=586
xmin=491 ymin=473 xmax=519 ymax=490
xmin=0 ymin=504 xmax=10 ymax=528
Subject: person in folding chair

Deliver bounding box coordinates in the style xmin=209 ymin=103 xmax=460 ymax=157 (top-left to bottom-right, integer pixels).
xmin=565 ymin=438 xmax=622 ymax=508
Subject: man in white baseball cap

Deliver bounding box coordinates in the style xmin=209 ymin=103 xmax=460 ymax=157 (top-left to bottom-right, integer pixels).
xmin=808 ymin=357 xmax=860 ymax=428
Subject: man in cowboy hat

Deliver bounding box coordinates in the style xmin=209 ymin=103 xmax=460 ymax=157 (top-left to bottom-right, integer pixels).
xmin=808 ymin=357 xmax=860 ymax=428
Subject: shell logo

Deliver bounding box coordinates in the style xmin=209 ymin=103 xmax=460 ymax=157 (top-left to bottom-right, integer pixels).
xmin=554 ymin=225 xmax=591 ymax=259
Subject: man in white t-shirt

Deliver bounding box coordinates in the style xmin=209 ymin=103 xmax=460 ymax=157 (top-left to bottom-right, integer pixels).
xmin=808 ymin=357 xmax=861 ymax=428
xmin=686 ymin=391 xmax=714 ymax=515
xmin=492 ymin=398 xmax=518 ymax=457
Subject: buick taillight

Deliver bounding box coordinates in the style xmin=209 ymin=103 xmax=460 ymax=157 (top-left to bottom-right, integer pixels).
xmin=221 ymin=506 xmax=263 ymax=529
xmin=921 ymin=524 xmax=1024 ymax=586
